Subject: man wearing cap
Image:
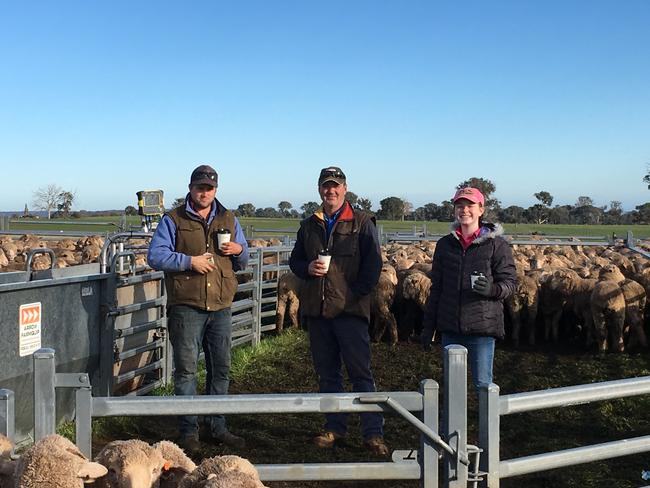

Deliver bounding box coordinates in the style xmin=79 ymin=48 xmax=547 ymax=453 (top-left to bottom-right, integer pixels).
xmin=148 ymin=164 xmax=249 ymax=453
xmin=289 ymin=166 xmax=388 ymax=456
xmin=420 ymin=186 xmax=516 ymax=391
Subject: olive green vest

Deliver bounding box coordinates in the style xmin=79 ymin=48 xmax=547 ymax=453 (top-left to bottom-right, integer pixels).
xmin=165 ymin=204 xmax=238 ymax=311
xmin=299 ymin=209 xmax=372 ymax=322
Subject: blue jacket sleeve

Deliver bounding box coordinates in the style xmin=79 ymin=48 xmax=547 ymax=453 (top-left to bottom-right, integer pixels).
xmin=350 ymin=218 xmax=382 ymax=296
xmin=147 ymin=215 xmax=192 ymax=272
xmin=231 ymin=218 xmax=249 ymax=271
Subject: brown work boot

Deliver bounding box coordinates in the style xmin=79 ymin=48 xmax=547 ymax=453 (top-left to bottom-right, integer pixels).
xmin=177 ymin=433 xmax=202 ymax=455
xmin=313 ymin=431 xmax=345 ymax=449
xmin=363 ymin=436 xmax=390 ymax=456
xmin=211 ymin=431 xmax=246 ymax=450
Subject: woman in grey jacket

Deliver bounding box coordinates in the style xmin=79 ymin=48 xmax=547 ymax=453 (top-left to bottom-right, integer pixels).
xmin=421 ymin=187 xmax=517 ymax=390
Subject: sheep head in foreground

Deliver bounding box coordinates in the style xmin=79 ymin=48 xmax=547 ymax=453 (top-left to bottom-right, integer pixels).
xmin=15 ymin=434 xmax=108 ymax=487
xmin=94 ymin=439 xmax=165 ymax=488
xmin=178 ymin=455 xmax=266 ymax=488
xmin=152 ymin=441 xmax=196 ymax=488
xmin=201 ymin=471 xmax=266 ymax=488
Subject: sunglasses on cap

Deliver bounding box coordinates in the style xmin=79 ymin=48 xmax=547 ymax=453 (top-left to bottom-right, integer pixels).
xmin=321 ymin=170 xmax=345 ymax=179
xmin=194 ymin=172 xmax=217 ymax=181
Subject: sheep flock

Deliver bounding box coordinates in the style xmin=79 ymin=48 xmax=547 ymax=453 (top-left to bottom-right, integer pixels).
xmin=0 ymin=433 xmax=268 ymax=488
xmin=2 ymin=233 xmax=650 ymax=353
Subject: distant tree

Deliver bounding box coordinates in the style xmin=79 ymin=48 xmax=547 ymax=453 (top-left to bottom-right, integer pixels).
xmin=23 ymin=203 xmax=29 ymax=217
xmin=278 ymin=201 xmax=293 ymax=217
xmin=635 ymin=203 xmax=650 ymax=224
xmin=603 ymin=201 xmax=623 ymax=225
xmin=548 ymin=205 xmax=572 ymax=224
xmin=524 ymin=204 xmax=548 ymax=224
xmin=236 ymin=203 xmax=256 ymax=217
xmin=377 ymin=197 xmax=405 ymax=220
xmin=172 ymin=197 xmax=185 ymax=209
xmin=500 ymin=205 xmax=526 ymax=224
xmin=346 ymin=191 xmax=359 ymax=208
xmin=357 ymin=197 xmax=373 ymax=212
xmin=289 ymin=209 xmax=300 ymax=218
xmin=402 ymin=200 xmax=414 ymax=221
xmin=534 ymin=191 xmax=554 ymax=207
xmin=570 ymin=204 xmax=603 ymax=224
xmin=575 ymin=196 xmax=594 ymax=207
xmin=301 ymin=201 xmax=320 ymax=217
xmin=255 ymin=207 xmax=280 ymax=218
xmin=56 ymin=191 xmax=75 ymax=217
xmin=32 ymin=184 xmax=63 ymax=219
xmin=439 ymin=200 xmax=455 ymax=222
xmin=644 ymin=165 xmax=650 ymax=189
xmin=124 ymin=205 xmax=138 ymax=216
xmin=418 ymin=203 xmax=440 ymax=221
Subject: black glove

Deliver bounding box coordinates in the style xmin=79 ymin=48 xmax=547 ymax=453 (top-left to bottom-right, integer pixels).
xmin=472 ymin=275 xmax=492 ymax=297
xmin=420 ymin=330 xmax=434 ymax=352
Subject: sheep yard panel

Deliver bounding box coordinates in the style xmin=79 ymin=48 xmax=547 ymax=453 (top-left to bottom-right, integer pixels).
xmin=0 ymin=267 xmax=106 ymax=443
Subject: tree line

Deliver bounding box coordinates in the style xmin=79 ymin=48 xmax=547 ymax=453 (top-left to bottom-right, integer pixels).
xmin=25 ymin=173 xmax=650 ymax=225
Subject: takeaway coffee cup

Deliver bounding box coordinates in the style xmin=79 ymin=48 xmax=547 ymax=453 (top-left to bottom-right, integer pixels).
xmin=216 ymin=229 xmax=231 ymax=249
xmin=471 ymin=271 xmax=485 ymax=289
xmin=318 ymin=250 xmax=331 ymax=273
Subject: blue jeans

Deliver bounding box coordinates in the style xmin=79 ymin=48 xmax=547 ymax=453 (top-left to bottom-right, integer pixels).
xmin=168 ymin=305 xmax=232 ymax=437
xmin=441 ymin=332 xmax=495 ymax=390
xmin=308 ymin=314 xmax=384 ymax=440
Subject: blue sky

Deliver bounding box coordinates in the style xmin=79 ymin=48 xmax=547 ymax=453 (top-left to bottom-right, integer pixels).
xmin=1 ymin=1 xmax=649 ymax=212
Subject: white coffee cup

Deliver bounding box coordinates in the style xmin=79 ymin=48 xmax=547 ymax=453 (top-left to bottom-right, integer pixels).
xmin=470 ymin=272 xmax=484 ymax=289
xmin=216 ymin=229 xmax=231 ymax=249
xmin=318 ymin=253 xmax=332 ymax=273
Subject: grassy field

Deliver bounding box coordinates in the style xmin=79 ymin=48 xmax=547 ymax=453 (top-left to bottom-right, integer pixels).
xmin=82 ymin=329 xmax=650 ymax=488
xmin=5 ymin=215 xmax=650 ymax=239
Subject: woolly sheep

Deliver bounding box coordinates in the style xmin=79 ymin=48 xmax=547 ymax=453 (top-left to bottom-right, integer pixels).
xmin=14 ymin=434 xmax=108 ymax=488
xmin=200 ymin=471 xmax=267 ymax=488
xmin=275 ymin=271 xmax=303 ymax=332
xmin=0 ymin=434 xmax=15 ymax=488
xmin=506 ymin=271 xmax=539 ymax=347
xmin=94 ymin=439 xmax=165 ymax=488
xmin=370 ymin=263 xmax=399 ymax=344
xmin=152 ymin=440 xmax=196 ymax=488
xmin=178 ymin=455 xmax=265 ymax=488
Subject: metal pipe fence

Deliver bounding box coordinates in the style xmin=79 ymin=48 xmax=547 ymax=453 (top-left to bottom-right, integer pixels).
xmin=29 ymin=347 xmax=480 ymax=487
xmin=478 ymin=377 xmax=650 ymax=487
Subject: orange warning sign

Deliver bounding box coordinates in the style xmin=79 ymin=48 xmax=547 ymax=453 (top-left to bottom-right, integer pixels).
xmin=20 ymin=304 xmax=41 ymax=325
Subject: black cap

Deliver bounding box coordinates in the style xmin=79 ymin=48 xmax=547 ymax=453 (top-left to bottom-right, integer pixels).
xmin=318 ymin=166 xmax=346 ymax=185
xmin=190 ymin=164 xmax=218 ymax=187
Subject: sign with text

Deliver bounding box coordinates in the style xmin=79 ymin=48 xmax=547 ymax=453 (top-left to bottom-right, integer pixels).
xmin=19 ymin=302 xmax=42 ymax=357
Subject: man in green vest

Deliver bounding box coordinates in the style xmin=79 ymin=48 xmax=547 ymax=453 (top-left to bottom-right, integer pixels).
xmin=289 ymin=166 xmax=388 ymax=456
xmin=148 ymin=164 xmax=249 ymax=454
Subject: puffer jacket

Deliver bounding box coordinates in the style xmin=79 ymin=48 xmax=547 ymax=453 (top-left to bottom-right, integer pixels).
xmin=421 ymin=222 xmax=517 ymax=340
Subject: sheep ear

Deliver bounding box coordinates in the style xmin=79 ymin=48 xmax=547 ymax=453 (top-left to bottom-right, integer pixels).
xmin=77 ymin=461 xmax=108 ymax=481
xmin=207 ymin=473 xmax=217 ymax=479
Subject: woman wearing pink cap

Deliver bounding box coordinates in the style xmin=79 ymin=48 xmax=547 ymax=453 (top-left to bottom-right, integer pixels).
xmin=420 ymin=187 xmax=517 ymax=390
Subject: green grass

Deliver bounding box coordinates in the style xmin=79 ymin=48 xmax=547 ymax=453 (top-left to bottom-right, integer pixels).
xmin=6 ymin=214 xmax=650 ymax=238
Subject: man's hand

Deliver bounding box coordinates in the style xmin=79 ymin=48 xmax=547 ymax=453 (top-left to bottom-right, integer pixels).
xmin=308 ymin=259 xmax=328 ymax=277
xmin=473 ymin=275 xmax=492 ymax=297
xmin=219 ymin=241 xmax=243 ymax=256
xmin=191 ymin=253 xmax=217 ymax=274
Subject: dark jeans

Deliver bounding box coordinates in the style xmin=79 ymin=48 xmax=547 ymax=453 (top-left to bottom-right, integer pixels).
xmin=308 ymin=314 xmax=384 ymax=440
xmin=168 ymin=305 xmax=232 ymax=437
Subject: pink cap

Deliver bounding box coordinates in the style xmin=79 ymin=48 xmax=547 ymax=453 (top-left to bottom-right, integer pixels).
xmin=452 ymin=187 xmax=485 ymax=206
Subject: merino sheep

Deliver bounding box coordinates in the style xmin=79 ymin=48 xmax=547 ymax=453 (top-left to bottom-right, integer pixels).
xmin=15 ymin=434 xmax=108 ymax=487
xmin=621 ymin=279 xmax=648 ymax=349
xmin=94 ymin=439 xmax=166 ymax=488
xmin=506 ymin=272 xmax=539 ymax=347
xmin=152 ymin=440 xmax=196 ymax=488
xmin=201 ymin=471 xmax=266 ymax=488
xmin=0 ymin=434 xmax=15 ymax=488
xmin=370 ymin=263 xmax=399 ymax=344
xmin=275 ymin=272 xmax=303 ymax=332
xmin=178 ymin=455 xmax=266 ymax=488
xmin=591 ymin=266 xmax=627 ymax=352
